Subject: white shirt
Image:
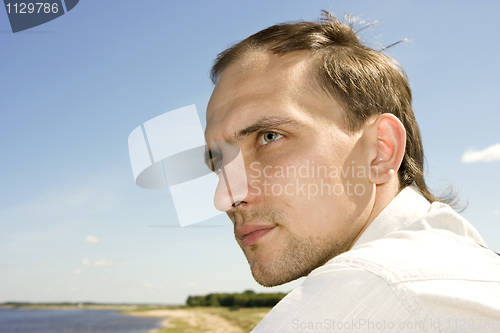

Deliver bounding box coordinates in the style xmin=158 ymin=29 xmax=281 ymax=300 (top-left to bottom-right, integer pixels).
xmin=253 ymin=187 xmax=500 ymax=332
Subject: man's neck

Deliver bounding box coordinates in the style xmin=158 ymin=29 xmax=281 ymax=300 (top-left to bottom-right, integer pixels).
xmin=347 ymin=178 xmax=400 ymax=251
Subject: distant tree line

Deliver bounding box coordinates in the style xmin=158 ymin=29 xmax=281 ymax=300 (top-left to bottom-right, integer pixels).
xmin=186 ymin=290 xmax=287 ymax=308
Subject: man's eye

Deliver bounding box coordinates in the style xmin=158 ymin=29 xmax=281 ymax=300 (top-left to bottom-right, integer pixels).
xmin=213 ymin=159 xmax=223 ymax=174
xmin=261 ymin=131 xmax=283 ymax=145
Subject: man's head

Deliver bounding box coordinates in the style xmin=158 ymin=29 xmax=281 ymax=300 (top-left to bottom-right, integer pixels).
xmin=205 ymin=12 xmax=433 ymax=286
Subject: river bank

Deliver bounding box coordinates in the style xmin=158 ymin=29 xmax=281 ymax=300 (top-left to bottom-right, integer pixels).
xmin=0 ymin=308 xmax=163 ymax=333
xmin=127 ymin=307 xmax=271 ymax=333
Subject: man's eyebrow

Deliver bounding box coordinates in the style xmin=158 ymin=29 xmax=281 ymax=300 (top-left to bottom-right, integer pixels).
xmin=204 ymin=145 xmax=217 ymax=171
xmin=231 ymin=116 xmax=302 ymax=142
xmin=204 ymin=116 xmax=302 ymax=171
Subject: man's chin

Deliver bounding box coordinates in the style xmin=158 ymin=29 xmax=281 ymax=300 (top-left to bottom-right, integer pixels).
xmin=249 ymin=261 xmax=304 ymax=287
xmin=251 ymin=269 xmax=292 ymax=287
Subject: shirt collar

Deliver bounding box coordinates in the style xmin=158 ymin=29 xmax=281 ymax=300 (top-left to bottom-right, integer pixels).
xmin=351 ymin=186 xmax=431 ymax=249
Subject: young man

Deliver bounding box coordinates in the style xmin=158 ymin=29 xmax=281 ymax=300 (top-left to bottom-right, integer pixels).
xmin=204 ymin=12 xmax=500 ymax=332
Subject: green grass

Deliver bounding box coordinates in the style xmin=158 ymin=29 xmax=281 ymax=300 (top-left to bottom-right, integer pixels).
xmin=129 ymin=306 xmax=272 ymax=333
xmin=202 ymin=307 xmax=271 ymax=332
xmin=122 ymin=305 xmax=184 ymax=314
xmin=153 ymin=318 xmax=195 ymax=333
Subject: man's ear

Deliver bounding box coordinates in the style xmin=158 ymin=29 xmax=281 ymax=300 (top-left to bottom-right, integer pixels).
xmin=367 ymin=113 xmax=406 ymax=185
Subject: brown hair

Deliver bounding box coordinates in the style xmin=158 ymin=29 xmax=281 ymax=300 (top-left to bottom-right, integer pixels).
xmin=210 ymin=11 xmax=453 ymax=205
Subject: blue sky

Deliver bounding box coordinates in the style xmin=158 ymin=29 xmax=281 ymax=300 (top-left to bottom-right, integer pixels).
xmin=1 ymin=0 xmax=499 ymax=304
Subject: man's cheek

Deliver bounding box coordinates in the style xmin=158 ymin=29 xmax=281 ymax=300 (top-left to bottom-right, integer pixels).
xmin=249 ymin=180 xmax=262 ymax=196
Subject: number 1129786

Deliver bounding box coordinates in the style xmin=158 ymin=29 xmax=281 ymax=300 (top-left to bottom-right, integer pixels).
xmin=5 ymin=2 xmax=59 ymax=14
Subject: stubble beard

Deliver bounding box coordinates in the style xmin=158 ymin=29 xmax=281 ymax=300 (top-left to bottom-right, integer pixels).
xmin=235 ymin=209 xmax=349 ymax=287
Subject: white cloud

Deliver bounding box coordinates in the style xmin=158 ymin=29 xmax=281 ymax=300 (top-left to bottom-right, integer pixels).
xmin=93 ymin=259 xmax=112 ymax=267
xmin=494 ymin=209 xmax=500 ymax=215
xmin=84 ymin=235 xmax=99 ymax=244
xmin=74 ymin=269 xmax=82 ymax=275
xmin=82 ymin=258 xmax=112 ymax=267
xmin=462 ymin=143 xmax=500 ymax=163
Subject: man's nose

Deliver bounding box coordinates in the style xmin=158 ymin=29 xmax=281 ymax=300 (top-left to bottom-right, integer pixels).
xmin=213 ymin=145 xmax=249 ymax=212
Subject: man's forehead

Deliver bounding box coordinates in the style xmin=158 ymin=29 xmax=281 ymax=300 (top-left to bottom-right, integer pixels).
xmin=205 ymin=51 xmax=315 ymax=140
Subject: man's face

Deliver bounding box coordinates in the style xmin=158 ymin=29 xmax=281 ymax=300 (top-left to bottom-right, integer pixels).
xmin=205 ymin=51 xmax=375 ymax=287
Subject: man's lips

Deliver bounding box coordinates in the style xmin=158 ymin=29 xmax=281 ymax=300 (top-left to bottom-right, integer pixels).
xmin=235 ymin=224 xmax=276 ymax=247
